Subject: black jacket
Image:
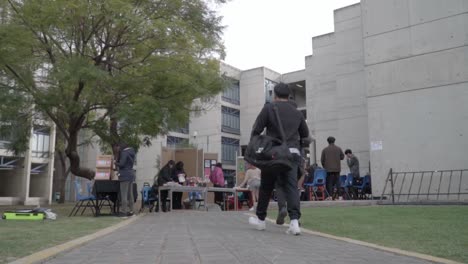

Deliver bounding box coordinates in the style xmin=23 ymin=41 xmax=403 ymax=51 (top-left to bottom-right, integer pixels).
xmin=116 ymin=147 xmax=135 ymax=182
xmin=251 ymin=101 xmax=309 ymax=149
xmin=157 ymin=166 xmax=173 ymax=186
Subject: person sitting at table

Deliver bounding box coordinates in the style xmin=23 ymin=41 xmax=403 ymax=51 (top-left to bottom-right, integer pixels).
xmin=209 ymin=163 xmax=225 ymax=208
xmin=115 ymin=142 xmax=136 ymax=218
xmin=157 ymin=160 xmax=175 ymax=212
xmin=235 ymin=163 xmax=261 ymax=211
xmin=171 ymin=161 xmax=186 ymax=210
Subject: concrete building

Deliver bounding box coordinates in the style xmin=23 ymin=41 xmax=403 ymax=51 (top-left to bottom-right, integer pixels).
xmin=130 ymin=63 xmax=306 ymax=189
xmin=6 ymin=0 xmax=465 ymax=203
xmin=306 ymin=3 xmax=370 ymax=182
xmin=306 ymin=0 xmax=468 ymax=198
xmin=0 ymin=122 xmax=56 ymax=205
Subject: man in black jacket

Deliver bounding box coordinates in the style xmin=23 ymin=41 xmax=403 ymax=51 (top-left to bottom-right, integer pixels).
xmin=248 ymin=82 xmax=309 ymax=235
xmin=115 ymin=143 xmax=136 ymax=217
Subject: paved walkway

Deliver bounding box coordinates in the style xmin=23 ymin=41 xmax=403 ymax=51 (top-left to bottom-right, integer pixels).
xmin=43 ymin=211 xmax=431 ymax=264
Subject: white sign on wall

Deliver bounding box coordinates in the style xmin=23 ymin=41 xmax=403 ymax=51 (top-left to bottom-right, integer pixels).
xmin=371 ymin=140 xmax=383 ymax=151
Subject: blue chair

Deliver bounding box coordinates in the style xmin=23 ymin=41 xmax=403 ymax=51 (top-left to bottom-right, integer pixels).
xmin=339 ymin=175 xmax=349 ymax=199
xmin=354 ymin=175 xmax=372 ymax=199
xmin=140 ymin=182 xmax=158 ymax=213
xmin=69 ymin=180 xmax=96 ymax=216
xmin=304 ymin=168 xmax=328 ymax=200
xmin=342 ymin=174 xmax=355 ymax=200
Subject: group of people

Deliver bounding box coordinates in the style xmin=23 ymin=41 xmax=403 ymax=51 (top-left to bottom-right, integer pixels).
xmin=155 ymin=160 xmax=187 ymax=211
xmin=112 ymin=82 xmax=362 ymax=235
xmin=320 ymin=136 xmax=361 ymax=200
xmin=155 ymin=160 xmax=226 ymax=212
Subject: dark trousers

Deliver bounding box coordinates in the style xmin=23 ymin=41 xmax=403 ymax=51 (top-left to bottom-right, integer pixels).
xmin=326 ymin=172 xmax=340 ymax=198
xmin=256 ymin=154 xmax=301 ymax=221
xmin=172 ymin=192 xmax=182 ymax=209
xmin=213 ymin=184 xmax=224 ymax=206
xmin=160 ymin=190 xmax=169 ymax=212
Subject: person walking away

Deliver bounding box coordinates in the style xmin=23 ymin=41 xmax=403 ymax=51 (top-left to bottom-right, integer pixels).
xmin=321 ymin=137 xmax=344 ymax=200
xmin=209 ymin=163 xmax=225 ymax=208
xmin=248 ymin=82 xmax=309 ymax=235
xmin=115 ymin=143 xmax=136 ymax=218
xmin=171 ymin=161 xmax=186 ymax=209
xmin=157 ymin=160 xmax=175 ymax=212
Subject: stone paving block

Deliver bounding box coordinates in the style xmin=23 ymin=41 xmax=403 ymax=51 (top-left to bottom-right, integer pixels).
xmin=40 ymin=211 xmax=432 ymax=264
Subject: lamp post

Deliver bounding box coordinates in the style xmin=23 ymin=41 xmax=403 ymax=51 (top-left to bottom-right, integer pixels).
xmin=193 ymin=131 xmax=198 ymax=178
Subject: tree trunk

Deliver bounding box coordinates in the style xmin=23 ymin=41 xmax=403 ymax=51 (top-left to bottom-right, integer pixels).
xmin=53 ymin=150 xmax=70 ymax=203
xmin=65 ymin=129 xmax=95 ymax=180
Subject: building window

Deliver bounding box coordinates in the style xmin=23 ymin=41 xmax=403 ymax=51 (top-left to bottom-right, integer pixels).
xmin=221 ymin=137 xmax=239 ymax=165
xmin=221 ymin=106 xmax=240 ymax=135
xmin=0 ymin=121 xmax=13 ymax=143
xmin=264 ymin=79 xmax=277 ymax=103
xmin=222 ymin=78 xmax=240 ymax=105
xmin=173 ymin=122 xmax=189 ymax=134
xmin=166 ymin=136 xmax=189 ymax=148
xmin=31 ymin=126 xmax=50 ymax=158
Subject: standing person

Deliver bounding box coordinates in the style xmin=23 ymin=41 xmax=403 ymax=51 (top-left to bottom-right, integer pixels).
xmin=345 ymin=149 xmax=360 ymax=199
xmin=235 ymin=163 xmax=261 ymax=211
xmin=209 ymin=163 xmax=224 ymax=208
xmin=345 ymin=149 xmax=360 ymax=180
xmin=171 ymin=161 xmax=186 ymax=209
xmin=157 ymin=160 xmax=175 ymax=212
xmin=115 ymin=143 xmax=136 ymax=218
xmin=321 ymin=137 xmax=344 ymax=200
xmin=248 ymin=82 xmax=309 ymax=235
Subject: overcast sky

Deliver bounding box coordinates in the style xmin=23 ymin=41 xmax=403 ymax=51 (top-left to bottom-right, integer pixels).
xmin=217 ymin=0 xmax=359 ymax=73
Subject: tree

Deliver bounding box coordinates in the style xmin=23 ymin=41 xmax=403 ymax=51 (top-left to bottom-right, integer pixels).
xmin=0 ymin=0 xmax=226 ymax=180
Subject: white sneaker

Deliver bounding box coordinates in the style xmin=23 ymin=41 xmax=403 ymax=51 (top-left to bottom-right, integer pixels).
xmin=249 ymin=206 xmax=255 ymax=211
xmin=286 ymin=219 xmax=301 ymax=235
xmin=248 ymin=216 xmax=266 ymax=230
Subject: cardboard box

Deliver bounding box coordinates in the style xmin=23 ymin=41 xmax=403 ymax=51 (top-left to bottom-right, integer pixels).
xmin=95 ymin=168 xmax=111 ymax=180
xmin=96 ymin=155 xmax=113 ymax=169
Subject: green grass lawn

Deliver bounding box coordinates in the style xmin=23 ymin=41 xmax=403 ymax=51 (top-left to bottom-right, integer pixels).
xmin=269 ymin=205 xmax=468 ymax=263
xmin=0 ymin=203 xmax=123 ymax=264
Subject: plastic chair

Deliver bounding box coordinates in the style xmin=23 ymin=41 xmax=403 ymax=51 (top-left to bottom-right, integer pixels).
xmin=354 ymin=175 xmax=372 ymax=199
xmin=304 ymin=168 xmax=329 ymax=201
xmin=69 ymin=180 xmax=96 ymax=217
xmin=342 ymin=174 xmax=355 ymax=200
xmin=189 ymin=191 xmax=205 ymax=210
xmin=140 ymin=182 xmax=158 ymax=213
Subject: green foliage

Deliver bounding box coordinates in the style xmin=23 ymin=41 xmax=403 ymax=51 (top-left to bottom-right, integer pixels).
xmin=0 ymin=0 xmax=226 ymax=175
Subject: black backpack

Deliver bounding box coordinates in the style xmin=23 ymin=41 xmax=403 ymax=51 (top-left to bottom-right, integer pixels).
xmin=244 ymin=105 xmax=293 ymax=173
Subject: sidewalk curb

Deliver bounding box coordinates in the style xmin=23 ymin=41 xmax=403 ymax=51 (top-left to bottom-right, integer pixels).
xmin=9 ymin=214 xmax=144 ymax=264
xmin=246 ymin=213 xmax=462 ymax=264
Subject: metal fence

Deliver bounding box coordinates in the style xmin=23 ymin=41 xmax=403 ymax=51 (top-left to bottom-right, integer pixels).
xmin=380 ymin=168 xmax=468 ymax=204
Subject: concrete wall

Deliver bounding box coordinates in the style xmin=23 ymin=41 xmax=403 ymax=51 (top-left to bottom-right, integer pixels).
xmin=334 ymin=4 xmax=370 ymax=175
xmin=307 ymin=33 xmax=339 ymax=165
xmin=240 ymin=68 xmax=270 ymax=145
xmin=362 ymin=0 xmax=468 ymax=196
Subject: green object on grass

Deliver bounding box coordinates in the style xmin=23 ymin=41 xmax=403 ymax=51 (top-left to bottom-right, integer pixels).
xmin=2 ymin=211 xmax=45 ymax=220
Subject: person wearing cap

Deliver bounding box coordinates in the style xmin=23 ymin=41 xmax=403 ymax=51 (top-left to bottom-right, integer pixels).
xmin=321 ymin=136 xmax=345 ymax=200
xmin=248 ymin=82 xmax=309 ymax=235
